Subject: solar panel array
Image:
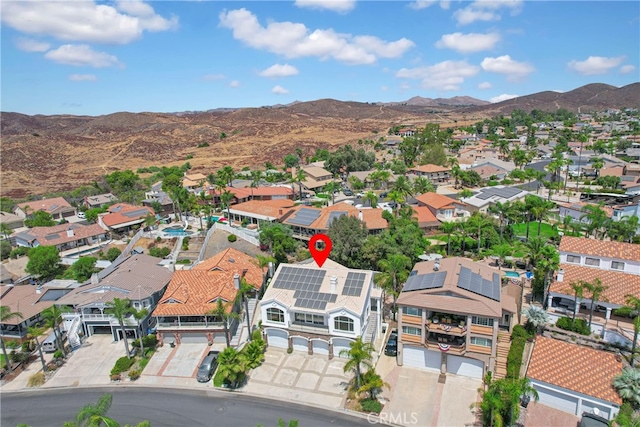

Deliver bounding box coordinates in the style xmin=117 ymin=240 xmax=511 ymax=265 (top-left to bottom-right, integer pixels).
xmin=328 ymin=211 xmax=348 ymax=225
xmin=272 ymin=266 xmax=326 ymax=291
xmin=342 ymin=272 xmax=367 ymax=296
xmin=294 ymin=298 xmax=329 ymax=310
xmin=476 ymin=187 xmax=522 ymax=200
xmin=288 ymin=208 xmax=321 ymax=226
xmin=123 ymin=208 xmax=152 ymax=218
xmin=457 ymin=266 xmax=501 ymax=301
xmin=294 ymin=289 xmax=337 ymax=310
xmin=403 ymin=271 xmax=446 ymax=292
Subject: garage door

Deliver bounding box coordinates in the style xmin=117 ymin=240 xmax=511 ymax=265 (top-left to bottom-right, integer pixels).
xmin=90 ymin=325 xmax=113 ymax=335
xmin=311 ymin=339 xmax=329 ymax=356
xmin=534 ymin=384 xmax=579 ymax=415
xmin=180 ymin=333 xmax=208 ymax=344
xmin=332 ymin=338 xmax=354 ymax=358
xmin=447 ymin=355 xmax=484 ymax=379
xmin=265 ymin=328 xmax=288 ymax=349
xmin=402 ymin=346 xmax=440 ymax=371
xmin=582 ymin=401 xmax=611 ymax=420
xmin=291 ymin=336 xmax=309 ymax=353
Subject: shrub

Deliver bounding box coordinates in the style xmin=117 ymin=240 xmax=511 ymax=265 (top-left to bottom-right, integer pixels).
xmin=287 ymin=347 xmax=293 ymax=354
xmin=53 ymin=350 xmax=64 ymax=360
xmin=613 ymin=306 xmax=635 ymax=318
xmin=131 ymin=334 xmax=158 ymax=349
xmin=110 ymin=373 xmax=121 ymax=382
xmin=149 ymin=247 xmax=171 ymax=258
xmin=213 ymin=369 xmax=225 ymax=387
xmin=182 ymin=237 xmax=190 ymax=251
xmin=506 ymin=326 xmax=532 ymax=379
xmin=360 ymin=399 xmax=382 ymax=413
xmin=0 ymin=240 xmax=11 ymax=260
xmin=9 ymin=247 xmax=30 ymax=259
xmin=156 ymin=236 xmax=162 ymax=242
xmin=227 ymin=234 xmax=237 ymax=242
xmin=111 ymin=356 xmax=135 ymax=375
xmin=106 ymin=247 xmax=122 ymax=262
xmin=556 ymin=317 xmax=591 ymax=335
xmin=197 ymin=142 xmax=210 ymax=148
xmin=27 ymin=372 xmax=45 ymax=387
xmin=128 ymin=369 xmax=140 ymax=380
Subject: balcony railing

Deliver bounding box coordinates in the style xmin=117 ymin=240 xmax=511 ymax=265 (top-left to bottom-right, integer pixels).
xmin=288 ymin=322 xmax=329 ymax=334
xmin=156 ymin=321 xmax=224 ymax=329
xmin=426 ymin=320 xmax=467 ymax=336
xmin=425 ymin=339 xmax=466 ymax=355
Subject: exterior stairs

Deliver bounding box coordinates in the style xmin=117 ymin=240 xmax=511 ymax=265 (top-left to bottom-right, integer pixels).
xmin=230 ymin=298 xmax=258 ymax=347
xmin=364 ymin=312 xmax=378 ymax=344
xmin=67 ymin=315 xmax=83 ymax=350
xmin=494 ymin=332 xmax=511 ymax=379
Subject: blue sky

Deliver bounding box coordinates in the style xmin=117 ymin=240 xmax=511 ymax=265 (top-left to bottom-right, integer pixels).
xmin=1 ymin=0 xmax=638 ymax=116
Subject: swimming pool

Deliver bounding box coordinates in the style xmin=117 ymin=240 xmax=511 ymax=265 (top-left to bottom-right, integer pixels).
xmin=163 ymin=226 xmax=193 ymax=236
xmin=504 ymin=271 xmax=520 ymax=278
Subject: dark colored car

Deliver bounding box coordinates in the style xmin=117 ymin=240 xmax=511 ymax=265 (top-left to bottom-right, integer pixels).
xmin=579 ymin=412 xmax=609 ymax=427
xmin=385 ymin=329 xmax=398 ymax=356
xmin=196 ymin=351 xmax=219 ymax=382
xmin=343 ymin=189 xmax=353 ymax=196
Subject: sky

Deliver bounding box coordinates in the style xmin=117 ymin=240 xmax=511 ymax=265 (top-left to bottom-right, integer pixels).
xmin=1 ymin=0 xmax=639 ymax=116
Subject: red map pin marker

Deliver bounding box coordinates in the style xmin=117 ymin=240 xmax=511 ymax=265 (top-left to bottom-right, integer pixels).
xmin=309 ymin=233 xmax=332 ymax=267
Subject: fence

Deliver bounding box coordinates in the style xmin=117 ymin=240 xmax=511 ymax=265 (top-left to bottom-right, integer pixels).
xmin=98 ymin=227 xmax=146 ymax=279
xmin=196 ymin=222 xmax=260 ymax=263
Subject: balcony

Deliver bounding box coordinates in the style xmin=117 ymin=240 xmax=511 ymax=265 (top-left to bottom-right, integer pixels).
xmin=426 ymin=319 xmax=467 ymax=336
xmin=156 ymin=321 xmax=223 ymax=330
xmin=426 ymin=334 xmax=466 ymax=355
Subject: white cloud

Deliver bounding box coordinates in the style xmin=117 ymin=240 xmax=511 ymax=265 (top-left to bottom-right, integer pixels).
xmin=229 ymin=80 xmax=241 ymax=88
xmin=454 ymin=0 xmax=523 ymax=25
xmin=481 ymin=55 xmax=534 ymax=80
xmin=203 ymin=73 xmax=226 ymax=81
xmin=259 ymin=64 xmax=299 ymax=78
xmin=409 ymin=0 xmax=450 ymax=9
xmin=400 ymin=82 xmax=411 ymax=91
xmin=272 ymin=85 xmax=289 ymax=94
xmin=69 ymin=74 xmax=97 ymax=81
xmin=44 ymin=45 xmax=122 ymax=68
xmin=435 ymin=32 xmax=500 ymax=53
xmin=294 ymin=0 xmax=356 ymax=13
xmin=620 ymin=64 xmax=637 ymax=75
xmin=15 ymin=38 xmax=50 ymax=52
xmin=218 ymin=8 xmax=414 ymax=65
xmin=1 ymin=1 xmax=178 ymax=44
xmin=490 ymin=93 xmax=518 ymax=103
xmin=396 ymin=60 xmax=480 ymax=91
xmin=567 ymin=56 xmax=625 ymax=75
xmin=478 ymin=81 xmax=492 ymax=89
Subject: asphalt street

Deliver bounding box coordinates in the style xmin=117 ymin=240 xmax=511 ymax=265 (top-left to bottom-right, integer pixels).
xmin=1 ymin=387 xmax=371 ymax=427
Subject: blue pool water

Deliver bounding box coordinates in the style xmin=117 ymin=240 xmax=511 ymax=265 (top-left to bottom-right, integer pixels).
xmin=504 ymin=271 xmax=520 ymax=278
xmin=163 ymin=226 xmax=192 ymax=236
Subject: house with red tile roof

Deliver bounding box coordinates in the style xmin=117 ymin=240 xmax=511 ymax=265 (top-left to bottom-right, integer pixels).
xmin=415 ymin=192 xmax=471 ymax=222
xmin=227 ymin=199 xmax=295 ymax=226
xmin=98 ymin=203 xmax=154 ymax=232
xmin=526 ymin=336 xmax=622 ymax=420
xmin=15 ymin=197 xmax=76 ymax=221
xmin=208 ymin=185 xmax=294 ymax=205
xmin=409 ymin=164 xmax=451 ymax=183
xmin=152 ymin=248 xmax=263 ymax=345
xmin=14 ymin=223 xmax=108 ymax=253
xmin=411 ymin=206 xmax=441 ymax=232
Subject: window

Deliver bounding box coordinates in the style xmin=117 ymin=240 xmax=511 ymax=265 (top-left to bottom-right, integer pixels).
xmin=402 ymin=326 xmax=422 ymax=336
xmin=266 ymin=308 xmax=284 ymax=323
xmin=470 ymin=337 xmax=492 ymax=347
xmin=585 ymin=257 xmax=600 ymax=267
xmin=294 ymin=313 xmax=324 ymax=326
xmin=612 ymin=261 xmax=625 ymax=271
xmin=471 ymin=316 xmax=494 ymax=327
xmin=334 ymin=316 xmax=354 ymax=332
xmin=402 ymin=306 xmax=422 ymax=317
xmin=566 ymin=255 xmax=581 ymax=264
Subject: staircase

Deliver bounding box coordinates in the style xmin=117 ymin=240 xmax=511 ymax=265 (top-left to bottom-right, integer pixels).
xmin=364 ymin=312 xmax=378 ymax=344
xmin=67 ymin=315 xmax=82 ymax=350
xmin=230 ymin=298 xmax=258 ymax=347
xmin=494 ymin=332 xmax=511 ymax=379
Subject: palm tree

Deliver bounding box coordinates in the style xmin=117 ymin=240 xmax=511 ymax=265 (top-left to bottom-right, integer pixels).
xmin=525 ymin=236 xmax=546 ymax=269
xmin=363 ymin=191 xmax=377 ymax=208
xmin=473 ymin=377 xmax=539 ymax=427
xmin=374 ymin=254 xmax=412 ymax=320
xmin=41 ymin=305 xmax=70 ymax=357
xmin=440 ymin=221 xmax=457 ymax=256
xmin=358 ymin=368 xmax=390 ymax=400
xmin=220 ymin=189 xmax=234 ymax=226
xmin=468 ymin=213 xmax=494 ymax=253
xmin=584 ymin=278 xmax=608 ymax=332
xmin=391 ymin=175 xmax=413 ymax=201
xmin=412 ymin=176 xmax=434 ymax=195
xmin=207 ymin=299 xmax=240 ymax=348
xmin=293 ymin=168 xmax=306 ymax=201
xmin=237 ymin=278 xmax=255 ymax=341
xmin=131 ymin=307 xmax=149 ymax=358
xmin=0 ymin=306 xmax=23 ymax=372
xmin=0 ymin=223 xmax=12 ymax=239
xmin=339 ymin=336 xmax=374 ymax=389
xmin=591 ymin=157 xmax=605 ymax=178
xmin=569 ymin=281 xmax=585 ymax=326
xmin=580 ymin=203 xmax=608 ymax=239
xmin=531 ymin=200 xmax=553 ymax=237
xmin=250 ymin=170 xmax=263 ymax=200
xmin=625 ymin=295 xmax=640 ymax=367
xmin=105 ymin=298 xmax=134 ymax=358
xmin=256 ymin=254 xmax=276 ymax=289
xmin=65 ymin=393 xmax=120 ymax=427
xmin=216 ymin=346 xmax=247 ymax=388
xmin=613 ymin=368 xmax=640 ymax=409
xmin=521 ymin=305 xmax=549 ymax=335
xmin=488 ymin=201 xmax=513 ymax=242
xmin=27 ymin=325 xmax=48 ymax=373
xmin=386 ymin=190 xmax=405 ymax=216
xmin=490 ymin=244 xmax=512 ymax=270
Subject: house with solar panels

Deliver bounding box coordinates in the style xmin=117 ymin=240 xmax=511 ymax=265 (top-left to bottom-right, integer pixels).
xmin=260 ymin=259 xmax=382 ymax=358
xmin=395 ymin=257 xmax=519 ymax=380
xmin=461 ymin=185 xmax=530 ymax=214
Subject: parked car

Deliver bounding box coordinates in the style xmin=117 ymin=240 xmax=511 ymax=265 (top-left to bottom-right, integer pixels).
xmin=77 ymin=211 xmax=86 ymax=219
xmin=343 ymin=189 xmax=353 ymax=196
xmin=196 ymin=351 xmax=219 ymax=383
xmin=385 ymin=329 xmax=398 ymax=356
xmin=579 ymin=412 xmax=609 ymax=427
xmin=379 ymin=192 xmax=388 ymax=199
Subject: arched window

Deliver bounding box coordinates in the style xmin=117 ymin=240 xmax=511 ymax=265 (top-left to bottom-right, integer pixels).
xmin=334 ymin=316 xmax=354 ymax=332
xmin=266 ymin=307 xmax=284 ymax=323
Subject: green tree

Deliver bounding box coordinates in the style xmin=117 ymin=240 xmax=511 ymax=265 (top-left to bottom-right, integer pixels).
xmin=68 ymin=257 xmax=98 ymax=282
xmin=490 ymin=243 xmax=512 ymax=270
xmin=256 ymin=254 xmax=276 ymax=287
xmin=327 ymin=215 xmax=368 ymax=268
xmin=488 ymin=201 xmax=514 ymax=242
xmin=27 ymin=325 xmax=47 ymax=373
xmin=614 ymin=368 xmax=640 ymax=409
xmin=591 ymin=157 xmax=605 ymax=178
xmin=0 ymin=306 xmax=23 ymax=372
xmin=105 ymin=298 xmax=134 ymax=358
xmin=625 ymin=295 xmax=640 ymax=367
xmin=207 ymin=299 xmax=240 ymax=348
xmin=363 ymin=191 xmax=378 ymax=208
xmin=474 ymin=377 xmax=539 ymax=427
xmin=217 ymin=346 xmax=247 ymax=388
xmin=467 ymin=213 xmax=494 ymax=253
xmin=283 ymin=153 xmax=299 ymax=169
xmin=580 ymin=203 xmax=609 ymax=239
xmin=584 ymin=278 xmax=607 ymax=332
xmin=220 ymin=190 xmax=234 ymax=226
xmin=375 ymin=254 xmax=412 ymax=320
xmin=569 ymin=281 xmax=586 ymax=326
xmin=106 ymin=247 xmax=122 ymax=262
xmin=358 ymin=368 xmax=390 ymax=400
xmin=440 ymin=221 xmax=457 ymax=257
xmin=237 ymin=278 xmax=255 ymax=341
xmin=0 ymin=240 xmax=11 ymax=261
xmin=339 ymin=336 xmax=375 ymax=389
xmin=131 ymin=307 xmax=149 ymax=357
xmin=24 ymin=211 xmax=56 ymax=228
xmin=41 ymin=305 xmax=70 ymax=357
xmin=0 ymin=223 xmax=13 ymax=239
xmin=521 ymin=305 xmax=549 ymax=335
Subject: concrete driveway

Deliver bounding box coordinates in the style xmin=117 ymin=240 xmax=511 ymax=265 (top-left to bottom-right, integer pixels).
xmin=140 ymin=342 xmax=220 ymax=388
xmin=243 ymin=348 xmax=350 ymax=409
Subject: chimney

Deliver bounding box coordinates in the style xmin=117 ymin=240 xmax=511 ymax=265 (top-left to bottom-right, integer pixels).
xmin=90 ymin=273 xmax=100 ymax=285
xmin=233 ymin=273 xmax=240 ymax=290
xmin=36 ymin=285 xmax=43 ymax=294
xmin=556 ymin=269 xmax=564 ymax=282
xmin=67 ymin=228 xmax=74 ymax=237
xmin=279 ymin=209 xmax=283 ymax=215
xmin=242 ymin=268 xmax=248 ymax=277
xmin=330 ymin=276 xmax=338 ymax=293
xmin=434 ymin=260 xmax=440 ymax=271
xmin=268 ymin=262 xmax=275 ymax=277
xmin=358 ymin=211 xmax=363 ymax=221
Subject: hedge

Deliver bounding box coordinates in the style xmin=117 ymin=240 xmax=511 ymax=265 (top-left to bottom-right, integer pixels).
xmin=506 ymin=325 xmax=533 ymax=379
xmin=131 ymin=334 xmax=158 ymax=349
xmin=361 ymin=399 xmax=382 ymax=413
xmin=110 ymin=356 xmax=136 ymax=375
xmin=227 ymin=234 xmax=237 ymax=242
xmin=556 ymin=317 xmax=591 ymax=335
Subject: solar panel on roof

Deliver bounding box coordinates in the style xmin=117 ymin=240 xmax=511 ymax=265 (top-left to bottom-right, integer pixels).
xmin=272 ymin=266 xmax=326 ymax=291
xmin=288 ymin=208 xmax=321 ymax=226
xmin=456 ymin=266 xmax=500 ymax=301
xmin=402 ymin=271 xmax=446 ymax=292
xmin=294 ymin=298 xmax=328 ymax=310
xmin=342 ymin=272 xmax=367 ymax=297
xmin=122 ymin=209 xmax=150 ymax=218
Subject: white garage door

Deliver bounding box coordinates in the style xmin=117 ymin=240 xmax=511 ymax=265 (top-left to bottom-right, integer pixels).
xmin=266 ymin=328 xmax=289 ymax=349
xmin=402 ymin=346 xmax=440 ymax=371
xmin=332 ymin=338 xmax=354 ymax=358
xmin=446 ymin=355 xmax=484 ymax=379
xmin=311 ymin=339 xmax=329 ymax=355
xmin=291 ymin=336 xmax=309 ymax=353
xmin=534 ymin=384 xmax=579 ymax=415
xmin=180 ymin=333 xmax=209 ymax=344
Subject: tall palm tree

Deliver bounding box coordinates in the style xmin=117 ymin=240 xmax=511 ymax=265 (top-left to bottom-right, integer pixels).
xmin=131 ymin=307 xmax=149 ymax=358
xmin=293 ymin=168 xmax=306 ymax=201
xmin=339 ymin=336 xmax=374 ymax=389
xmin=386 ymin=190 xmax=405 ymax=216
xmin=569 ymin=281 xmax=585 ymax=326
xmin=468 ymin=213 xmax=494 ymax=253
xmin=105 ymin=298 xmax=134 ymax=358
xmin=0 ymin=306 xmax=23 ymax=372
xmin=591 ymin=157 xmax=605 ymax=178
xmin=524 ymin=236 xmax=545 ymax=269
xmin=363 ymin=191 xmax=377 ymax=208
xmin=237 ymin=278 xmax=255 ymax=341
xmin=256 ymin=254 xmax=276 ymax=289
xmin=27 ymin=325 xmax=48 ymax=373
xmin=250 ymin=170 xmax=263 ymax=200
xmin=625 ymin=295 xmax=640 ymax=367
xmin=580 ymin=203 xmax=608 ymax=239
xmin=531 ymin=200 xmax=554 ymax=237
xmin=613 ymin=367 xmax=640 ymax=409
xmin=412 ymin=176 xmax=434 ymax=195
xmin=584 ymin=278 xmax=608 ymax=332
xmin=440 ymin=221 xmax=457 ymax=256
xmin=41 ymin=305 xmax=70 ymax=357
xmin=488 ymin=201 xmax=513 ymax=242
xmin=220 ymin=189 xmax=234 ymax=226
xmin=207 ymin=299 xmax=240 ymax=348
xmin=374 ymin=254 xmax=412 ymax=320
xmin=392 ymin=175 xmax=413 ymax=201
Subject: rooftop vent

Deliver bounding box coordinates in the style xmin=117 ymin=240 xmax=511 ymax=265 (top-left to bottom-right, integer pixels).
xmin=228 ymin=258 xmax=235 ymax=263
xmin=330 ymin=276 xmax=338 ymax=293
xmin=434 ymin=260 xmax=440 ymax=271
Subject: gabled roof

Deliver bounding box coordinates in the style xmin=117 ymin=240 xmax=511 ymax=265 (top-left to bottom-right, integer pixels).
xmin=209 ymin=186 xmax=294 ymax=199
xmin=282 ymin=202 xmax=388 ymax=231
xmin=415 ymin=193 xmax=464 ymax=210
xmin=228 ymin=199 xmax=295 ymax=220
xmin=301 ymin=166 xmax=332 ymax=179
xmin=410 ymin=164 xmax=451 ymax=174
xmin=527 ymin=336 xmax=622 ymax=405
xmin=15 ymin=223 xmax=106 ymax=247
xmin=85 ymin=193 xmax=118 ymax=206
xmin=100 ymin=203 xmax=154 ymax=227
xmin=0 ymin=285 xmax=72 ymax=325
xmin=412 ymin=206 xmax=440 ymax=227
xmin=16 ymin=197 xmax=73 ymax=215
xmin=556 ymin=202 xmax=613 ymax=218
xmin=559 ymin=236 xmax=640 ymax=262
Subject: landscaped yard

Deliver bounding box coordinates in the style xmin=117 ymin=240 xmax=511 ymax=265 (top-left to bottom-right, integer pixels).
xmin=513 ymin=222 xmax=558 ymax=239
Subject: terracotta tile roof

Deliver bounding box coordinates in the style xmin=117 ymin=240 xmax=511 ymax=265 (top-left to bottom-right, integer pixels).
xmin=412 ymin=206 xmax=440 ymax=227
xmin=15 ymin=223 xmax=107 ymax=247
xmin=229 ymin=199 xmax=295 ymax=220
xmin=411 ymin=164 xmax=451 ymax=174
xmin=600 ymin=166 xmax=625 ymax=177
xmin=527 ymin=336 xmax=622 ymax=404
xmin=559 ymin=236 xmax=640 ymax=262
xmin=415 ymin=193 xmax=464 ymax=210
xmin=0 ymin=285 xmax=70 ymax=325
xmin=153 ymin=248 xmax=263 ymax=317
xmin=100 ymin=203 xmax=154 ymax=227
xmin=470 ymin=164 xmax=504 ymax=179
xmin=283 ymin=202 xmax=388 ymax=231
xmin=550 ymin=263 xmax=640 ymax=306
xmin=16 ymin=197 xmax=73 ymax=215
xmin=209 ymin=186 xmax=294 ymax=200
